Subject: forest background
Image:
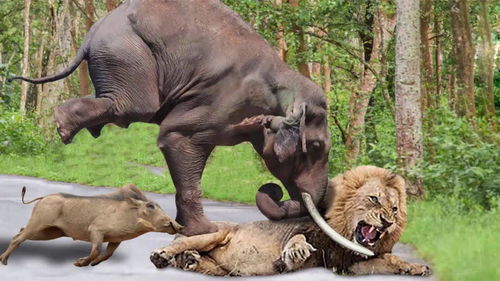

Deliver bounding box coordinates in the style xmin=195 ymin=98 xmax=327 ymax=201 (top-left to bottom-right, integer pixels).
xmin=0 ymin=0 xmax=498 ymax=280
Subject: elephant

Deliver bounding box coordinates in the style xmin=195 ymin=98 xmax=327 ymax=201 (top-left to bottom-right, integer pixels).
xmin=10 ymin=0 xmax=372 ymax=256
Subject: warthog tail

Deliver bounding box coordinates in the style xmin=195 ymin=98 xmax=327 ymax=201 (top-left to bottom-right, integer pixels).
xmin=21 ymin=186 xmax=45 ymax=204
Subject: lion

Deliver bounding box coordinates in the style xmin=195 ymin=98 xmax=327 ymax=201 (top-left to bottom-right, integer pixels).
xmin=149 ymin=166 xmax=431 ymax=276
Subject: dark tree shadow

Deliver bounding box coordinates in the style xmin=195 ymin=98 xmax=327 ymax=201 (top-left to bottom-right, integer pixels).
xmin=0 ymin=239 xmax=125 ymax=264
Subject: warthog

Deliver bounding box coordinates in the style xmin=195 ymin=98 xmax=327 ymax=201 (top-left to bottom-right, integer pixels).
xmin=0 ymin=184 xmax=182 ymax=266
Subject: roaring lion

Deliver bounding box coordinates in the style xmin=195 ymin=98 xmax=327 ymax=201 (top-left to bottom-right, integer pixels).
xmin=150 ymin=166 xmax=431 ymax=276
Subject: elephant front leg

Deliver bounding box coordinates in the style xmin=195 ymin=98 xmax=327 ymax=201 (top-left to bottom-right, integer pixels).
xmin=157 ymin=131 xmax=217 ymax=236
xmin=348 ymin=253 xmax=432 ymax=276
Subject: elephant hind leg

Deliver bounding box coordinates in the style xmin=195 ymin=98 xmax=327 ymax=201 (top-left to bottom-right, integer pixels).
xmin=55 ymin=98 xmax=114 ymax=144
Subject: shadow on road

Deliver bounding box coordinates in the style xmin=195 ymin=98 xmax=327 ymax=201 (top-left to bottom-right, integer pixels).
xmin=0 ymin=239 xmax=126 ymax=264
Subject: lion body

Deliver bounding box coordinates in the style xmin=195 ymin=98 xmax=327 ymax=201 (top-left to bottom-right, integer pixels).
xmin=150 ymin=166 xmax=431 ymax=276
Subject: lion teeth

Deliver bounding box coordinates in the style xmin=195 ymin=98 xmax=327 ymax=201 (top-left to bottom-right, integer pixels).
xmin=369 ymin=226 xmax=375 ymax=233
xmin=380 ymin=232 xmax=385 ymax=239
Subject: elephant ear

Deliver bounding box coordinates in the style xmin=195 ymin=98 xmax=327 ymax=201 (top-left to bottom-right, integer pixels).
xmin=274 ymin=125 xmax=300 ymax=162
xmin=273 ymin=103 xmax=307 ymax=163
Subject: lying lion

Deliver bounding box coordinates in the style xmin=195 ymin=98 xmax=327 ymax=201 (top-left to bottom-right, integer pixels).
xmin=150 ymin=166 xmax=431 ymax=276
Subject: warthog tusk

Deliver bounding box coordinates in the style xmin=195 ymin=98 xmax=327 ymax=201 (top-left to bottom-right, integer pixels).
xmin=301 ymin=193 xmax=374 ymax=257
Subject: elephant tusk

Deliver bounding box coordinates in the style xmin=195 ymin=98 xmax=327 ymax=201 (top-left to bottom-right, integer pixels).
xmin=301 ymin=192 xmax=374 ymax=257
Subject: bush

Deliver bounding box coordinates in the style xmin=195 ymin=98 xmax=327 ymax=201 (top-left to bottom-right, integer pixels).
xmin=0 ymin=107 xmax=47 ymax=155
xmin=423 ymin=109 xmax=500 ymax=210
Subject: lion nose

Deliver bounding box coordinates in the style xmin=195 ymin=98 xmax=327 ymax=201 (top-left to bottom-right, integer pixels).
xmin=380 ymin=215 xmax=394 ymax=228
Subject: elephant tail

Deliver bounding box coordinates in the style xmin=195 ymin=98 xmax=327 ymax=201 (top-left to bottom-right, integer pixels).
xmin=8 ymin=46 xmax=87 ymax=84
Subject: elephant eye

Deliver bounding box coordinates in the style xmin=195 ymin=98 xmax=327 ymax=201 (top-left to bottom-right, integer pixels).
xmin=310 ymin=140 xmax=321 ymax=150
xmin=369 ymin=196 xmax=379 ymax=204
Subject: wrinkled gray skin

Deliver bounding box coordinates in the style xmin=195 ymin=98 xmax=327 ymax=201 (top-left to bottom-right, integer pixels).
xmin=10 ymin=0 xmax=331 ymax=236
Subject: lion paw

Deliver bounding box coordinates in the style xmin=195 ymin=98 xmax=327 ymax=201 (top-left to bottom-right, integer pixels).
xmin=399 ymin=264 xmax=432 ymax=276
xmin=281 ymin=234 xmax=316 ymax=270
xmin=175 ymin=250 xmax=201 ymax=271
xmin=150 ymin=249 xmax=176 ymax=269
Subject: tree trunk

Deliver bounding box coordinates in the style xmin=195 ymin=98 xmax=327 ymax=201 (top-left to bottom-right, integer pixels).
xmin=20 ymin=0 xmax=32 ymax=115
xmin=477 ymin=0 xmax=496 ymax=130
xmin=275 ymin=0 xmax=288 ymax=62
xmin=395 ymin=0 xmax=423 ymax=197
xmin=75 ymin=0 xmax=95 ymax=97
xmin=420 ymin=0 xmax=435 ymax=110
xmin=289 ymin=0 xmax=310 ymax=78
xmin=38 ymin=0 xmax=74 ymax=137
xmin=35 ymin=35 xmax=46 ymax=112
xmin=434 ymin=17 xmax=442 ymax=99
xmin=106 ymin=0 xmax=117 ymax=12
xmin=345 ymin=6 xmax=396 ymax=164
xmin=449 ymin=0 xmax=476 ymax=118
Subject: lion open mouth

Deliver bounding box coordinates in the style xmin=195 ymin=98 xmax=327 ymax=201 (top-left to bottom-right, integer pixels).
xmin=355 ymin=221 xmax=384 ymax=247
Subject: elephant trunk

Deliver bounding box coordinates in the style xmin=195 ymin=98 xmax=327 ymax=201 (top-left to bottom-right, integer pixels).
xmin=255 ymin=183 xmax=306 ymax=220
xmin=255 ymin=183 xmax=374 ymax=256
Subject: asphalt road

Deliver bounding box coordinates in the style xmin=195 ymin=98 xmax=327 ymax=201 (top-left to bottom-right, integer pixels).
xmin=0 ymin=175 xmax=433 ymax=281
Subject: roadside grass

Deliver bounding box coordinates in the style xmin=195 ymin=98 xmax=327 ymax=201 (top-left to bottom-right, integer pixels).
xmin=401 ymin=198 xmax=500 ymax=281
xmin=0 ymin=123 xmax=276 ymax=203
xmin=0 ymin=123 xmax=497 ymax=280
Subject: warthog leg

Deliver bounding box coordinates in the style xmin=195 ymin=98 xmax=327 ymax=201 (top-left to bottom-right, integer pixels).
xmin=90 ymin=242 xmax=121 ymax=266
xmin=0 ymin=226 xmax=64 ymax=265
xmin=276 ymin=234 xmax=316 ymax=272
xmin=74 ymin=229 xmax=103 ymax=267
xmin=348 ymin=253 xmax=432 ymax=276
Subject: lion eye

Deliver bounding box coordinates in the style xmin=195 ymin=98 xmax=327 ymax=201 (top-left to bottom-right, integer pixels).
xmin=369 ymin=196 xmax=379 ymax=204
xmin=392 ymin=206 xmax=398 ymax=212
xmin=146 ymin=203 xmax=155 ymax=209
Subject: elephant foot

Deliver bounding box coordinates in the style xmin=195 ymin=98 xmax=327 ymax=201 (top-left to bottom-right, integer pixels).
xmin=54 ymin=107 xmax=77 ymax=144
xmin=179 ymin=216 xmax=218 ymax=236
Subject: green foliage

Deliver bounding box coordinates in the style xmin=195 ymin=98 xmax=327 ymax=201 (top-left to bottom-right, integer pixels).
xmin=0 ymin=106 xmax=46 ymax=155
xmin=422 ymin=109 xmax=500 ymax=210
xmin=402 ymin=198 xmax=500 ymax=281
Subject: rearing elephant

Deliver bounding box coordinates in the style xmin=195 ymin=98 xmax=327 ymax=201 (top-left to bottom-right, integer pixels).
xmin=11 ymin=0 xmax=372 ymax=256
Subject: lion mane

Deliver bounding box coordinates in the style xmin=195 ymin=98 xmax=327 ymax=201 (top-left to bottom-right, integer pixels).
xmin=323 ymin=165 xmax=407 ymax=254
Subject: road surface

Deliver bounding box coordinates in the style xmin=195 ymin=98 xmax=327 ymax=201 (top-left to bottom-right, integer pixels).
xmin=0 ymin=175 xmax=433 ymax=281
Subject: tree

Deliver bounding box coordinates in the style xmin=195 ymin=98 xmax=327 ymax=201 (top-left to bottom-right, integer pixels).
xmin=476 ymin=0 xmax=496 ymax=130
xmin=289 ymin=0 xmax=310 ymax=78
xmin=395 ymin=0 xmax=423 ymax=197
xmin=20 ymin=0 xmax=32 ymax=114
xmin=38 ymin=0 xmax=73 ymax=135
xmin=420 ymin=0 xmax=435 ymax=110
xmin=106 ymin=0 xmax=116 ymax=12
xmin=344 ymin=3 xmax=396 ymax=164
xmin=449 ymin=0 xmax=476 ymax=119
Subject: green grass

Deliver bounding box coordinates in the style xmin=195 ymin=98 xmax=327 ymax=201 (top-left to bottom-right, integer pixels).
xmin=401 ymin=198 xmax=500 ymax=281
xmin=0 ymin=123 xmax=498 ymax=281
xmin=0 ymin=123 xmax=275 ymax=203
